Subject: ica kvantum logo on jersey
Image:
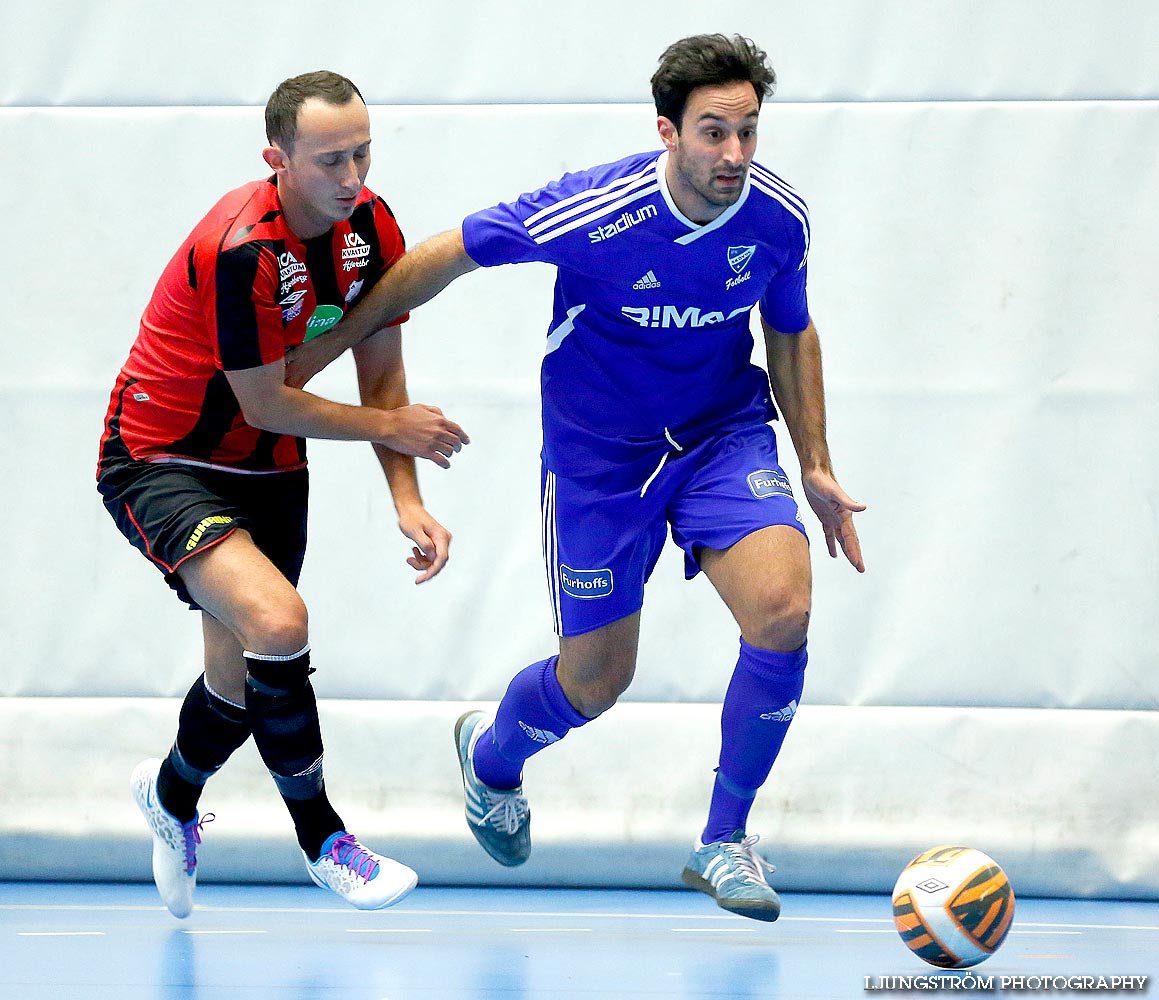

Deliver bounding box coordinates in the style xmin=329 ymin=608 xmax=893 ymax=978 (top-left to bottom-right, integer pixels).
xmin=341 ymin=232 xmax=370 ymax=271
xmin=727 ymin=245 xmax=756 ymax=290
xmin=747 ymin=469 xmax=793 ymax=499
xmin=279 ymin=251 xmax=307 ymax=284
xmin=560 ymin=565 xmax=613 ymax=599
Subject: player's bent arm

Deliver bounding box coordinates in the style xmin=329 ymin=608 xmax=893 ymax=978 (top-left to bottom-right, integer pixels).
xmin=284 ymin=229 xmax=480 ymax=387
xmin=763 ymin=316 xmax=867 ymax=572
xmin=357 ymin=228 xmax=480 ymax=333
xmin=352 ymin=325 xmax=459 ymax=582
xmin=762 ymin=317 xmax=832 ymax=476
xmin=353 ymin=324 xmax=429 ymax=508
xmin=225 ymin=359 xmax=467 ymax=467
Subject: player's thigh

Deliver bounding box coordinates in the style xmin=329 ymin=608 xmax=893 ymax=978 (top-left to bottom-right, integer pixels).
xmin=542 ymin=466 xmax=666 ymax=639
xmin=178 ymin=529 xmax=307 ymax=656
xmin=699 ymin=524 xmax=812 ymax=645
xmin=669 ymin=424 xmax=811 ymax=645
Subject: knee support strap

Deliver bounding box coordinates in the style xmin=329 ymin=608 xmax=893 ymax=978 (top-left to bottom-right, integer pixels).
xmin=244 ymin=645 xmax=325 ymax=800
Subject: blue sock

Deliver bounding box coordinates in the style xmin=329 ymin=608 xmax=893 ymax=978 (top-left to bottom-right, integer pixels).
xmin=473 ymin=656 xmax=590 ymax=790
xmin=702 ymin=639 xmax=807 ymax=845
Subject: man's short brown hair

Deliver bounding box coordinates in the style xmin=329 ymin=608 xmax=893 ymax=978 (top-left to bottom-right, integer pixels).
xmin=265 ymin=70 xmax=364 ymax=151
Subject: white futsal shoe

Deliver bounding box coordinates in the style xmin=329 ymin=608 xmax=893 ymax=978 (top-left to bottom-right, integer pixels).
xmin=304 ymin=832 xmax=417 ymax=910
xmin=130 ymin=758 xmax=214 ymax=919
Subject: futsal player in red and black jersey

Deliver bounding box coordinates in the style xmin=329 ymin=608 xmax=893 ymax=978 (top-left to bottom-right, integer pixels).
xmin=97 ymin=71 xmax=468 ymax=917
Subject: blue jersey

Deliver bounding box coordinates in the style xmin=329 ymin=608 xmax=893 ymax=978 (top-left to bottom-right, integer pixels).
xmin=462 ymin=150 xmax=811 ymax=482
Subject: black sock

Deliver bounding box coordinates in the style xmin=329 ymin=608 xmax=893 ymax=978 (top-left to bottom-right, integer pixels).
xmin=283 ymin=787 xmax=345 ymax=862
xmin=157 ymin=675 xmax=251 ymax=823
xmin=244 ymin=646 xmax=345 ymax=860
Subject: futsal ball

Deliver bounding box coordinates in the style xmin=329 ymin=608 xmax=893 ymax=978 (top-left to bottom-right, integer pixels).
xmin=891 ymin=846 xmax=1015 ymax=968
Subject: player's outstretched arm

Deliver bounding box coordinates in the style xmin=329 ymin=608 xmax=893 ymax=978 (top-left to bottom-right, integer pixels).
xmin=762 ymin=317 xmax=867 ymax=572
xmin=353 ymin=324 xmax=461 ymax=584
xmin=285 ymin=228 xmax=480 ymax=388
xmin=226 ymin=359 xmax=468 ymax=467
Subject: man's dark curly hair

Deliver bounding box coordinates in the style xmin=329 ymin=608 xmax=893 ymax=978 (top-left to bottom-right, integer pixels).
xmin=651 ymin=34 xmax=776 ymax=130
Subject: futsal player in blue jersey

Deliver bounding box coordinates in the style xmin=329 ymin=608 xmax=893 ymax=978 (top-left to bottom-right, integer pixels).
xmin=288 ymin=34 xmax=865 ymax=921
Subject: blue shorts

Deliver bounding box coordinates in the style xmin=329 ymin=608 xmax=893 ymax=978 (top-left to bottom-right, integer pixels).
xmin=541 ymin=423 xmax=806 ymax=636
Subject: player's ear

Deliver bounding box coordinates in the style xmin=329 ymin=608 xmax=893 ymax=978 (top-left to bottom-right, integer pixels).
xmin=263 ymin=144 xmax=289 ymax=173
xmin=657 ymin=116 xmax=679 ymax=151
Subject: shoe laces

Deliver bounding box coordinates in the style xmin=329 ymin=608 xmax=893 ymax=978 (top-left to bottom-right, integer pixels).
xmin=181 ymin=813 xmax=214 ymax=875
xmin=478 ymin=787 xmax=529 ymax=835
xmin=721 ymin=834 xmax=776 ymax=886
xmin=325 ymin=834 xmax=380 ymax=882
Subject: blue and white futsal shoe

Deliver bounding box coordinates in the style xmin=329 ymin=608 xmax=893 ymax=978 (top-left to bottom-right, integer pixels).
xmin=681 ymin=830 xmax=782 ymax=922
xmin=130 ymin=757 xmax=214 ymax=919
xmin=454 ymin=711 xmax=531 ymax=867
xmin=305 ymin=832 xmax=418 ymax=910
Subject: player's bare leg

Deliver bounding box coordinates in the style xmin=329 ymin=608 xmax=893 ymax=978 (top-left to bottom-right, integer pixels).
xmin=172 ymin=531 xmax=416 ymax=909
xmin=555 ymin=611 xmax=641 ymax=717
xmin=700 ymin=524 xmax=812 ymax=652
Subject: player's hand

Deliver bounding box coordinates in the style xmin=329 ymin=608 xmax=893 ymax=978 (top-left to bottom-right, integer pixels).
xmin=801 ymin=469 xmax=866 ymax=573
xmin=380 ymin=404 xmax=470 ymax=468
xmin=284 ymin=336 xmax=346 ymax=389
xmin=397 ymin=507 xmax=452 ymax=584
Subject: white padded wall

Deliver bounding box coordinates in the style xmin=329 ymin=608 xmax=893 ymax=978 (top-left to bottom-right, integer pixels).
xmin=3 ymin=1 xmax=1157 ymax=104
xmin=1 ymin=1 xmax=1157 ymax=895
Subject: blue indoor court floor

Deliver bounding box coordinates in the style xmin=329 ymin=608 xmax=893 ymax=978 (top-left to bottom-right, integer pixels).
xmin=1 ymin=883 xmax=1155 ymax=1000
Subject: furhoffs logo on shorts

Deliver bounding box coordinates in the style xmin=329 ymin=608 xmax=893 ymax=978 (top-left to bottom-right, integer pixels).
xmin=747 ymin=470 xmax=794 ymax=499
xmin=559 ymin=565 xmax=614 ymax=599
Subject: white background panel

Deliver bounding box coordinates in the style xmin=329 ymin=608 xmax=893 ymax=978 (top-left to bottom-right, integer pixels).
xmin=2 ymin=699 xmax=1155 ymax=897
xmin=2 ymin=102 xmax=1156 ymax=710
xmin=3 ymin=1 xmax=1158 ymax=105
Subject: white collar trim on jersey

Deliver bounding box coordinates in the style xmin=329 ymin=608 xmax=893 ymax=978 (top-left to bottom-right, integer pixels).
xmin=656 ymin=150 xmax=751 ymax=245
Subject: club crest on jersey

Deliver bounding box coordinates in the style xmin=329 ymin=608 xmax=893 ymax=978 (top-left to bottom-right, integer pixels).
xmin=560 ymin=565 xmax=613 ymax=599
xmin=747 ymin=470 xmax=794 ymax=499
xmin=344 ymin=278 xmax=364 ymax=303
xmin=728 ymin=245 xmax=756 ymax=274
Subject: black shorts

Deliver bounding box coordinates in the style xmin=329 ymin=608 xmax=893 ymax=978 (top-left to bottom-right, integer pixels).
xmin=98 ymin=455 xmax=308 ymax=611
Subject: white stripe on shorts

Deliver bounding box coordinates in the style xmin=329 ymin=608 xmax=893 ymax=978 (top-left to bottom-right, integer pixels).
xmin=541 ymin=471 xmax=563 ymax=635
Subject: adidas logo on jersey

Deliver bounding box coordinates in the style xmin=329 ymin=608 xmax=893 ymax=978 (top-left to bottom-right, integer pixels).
xmin=760 ymin=700 xmax=798 ymax=723
xmin=633 ymin=270 xmax=661 ymax=290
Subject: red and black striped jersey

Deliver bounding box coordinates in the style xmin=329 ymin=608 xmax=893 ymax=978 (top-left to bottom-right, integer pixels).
xmin=98 ymin=177 xmax=407 ymax=474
